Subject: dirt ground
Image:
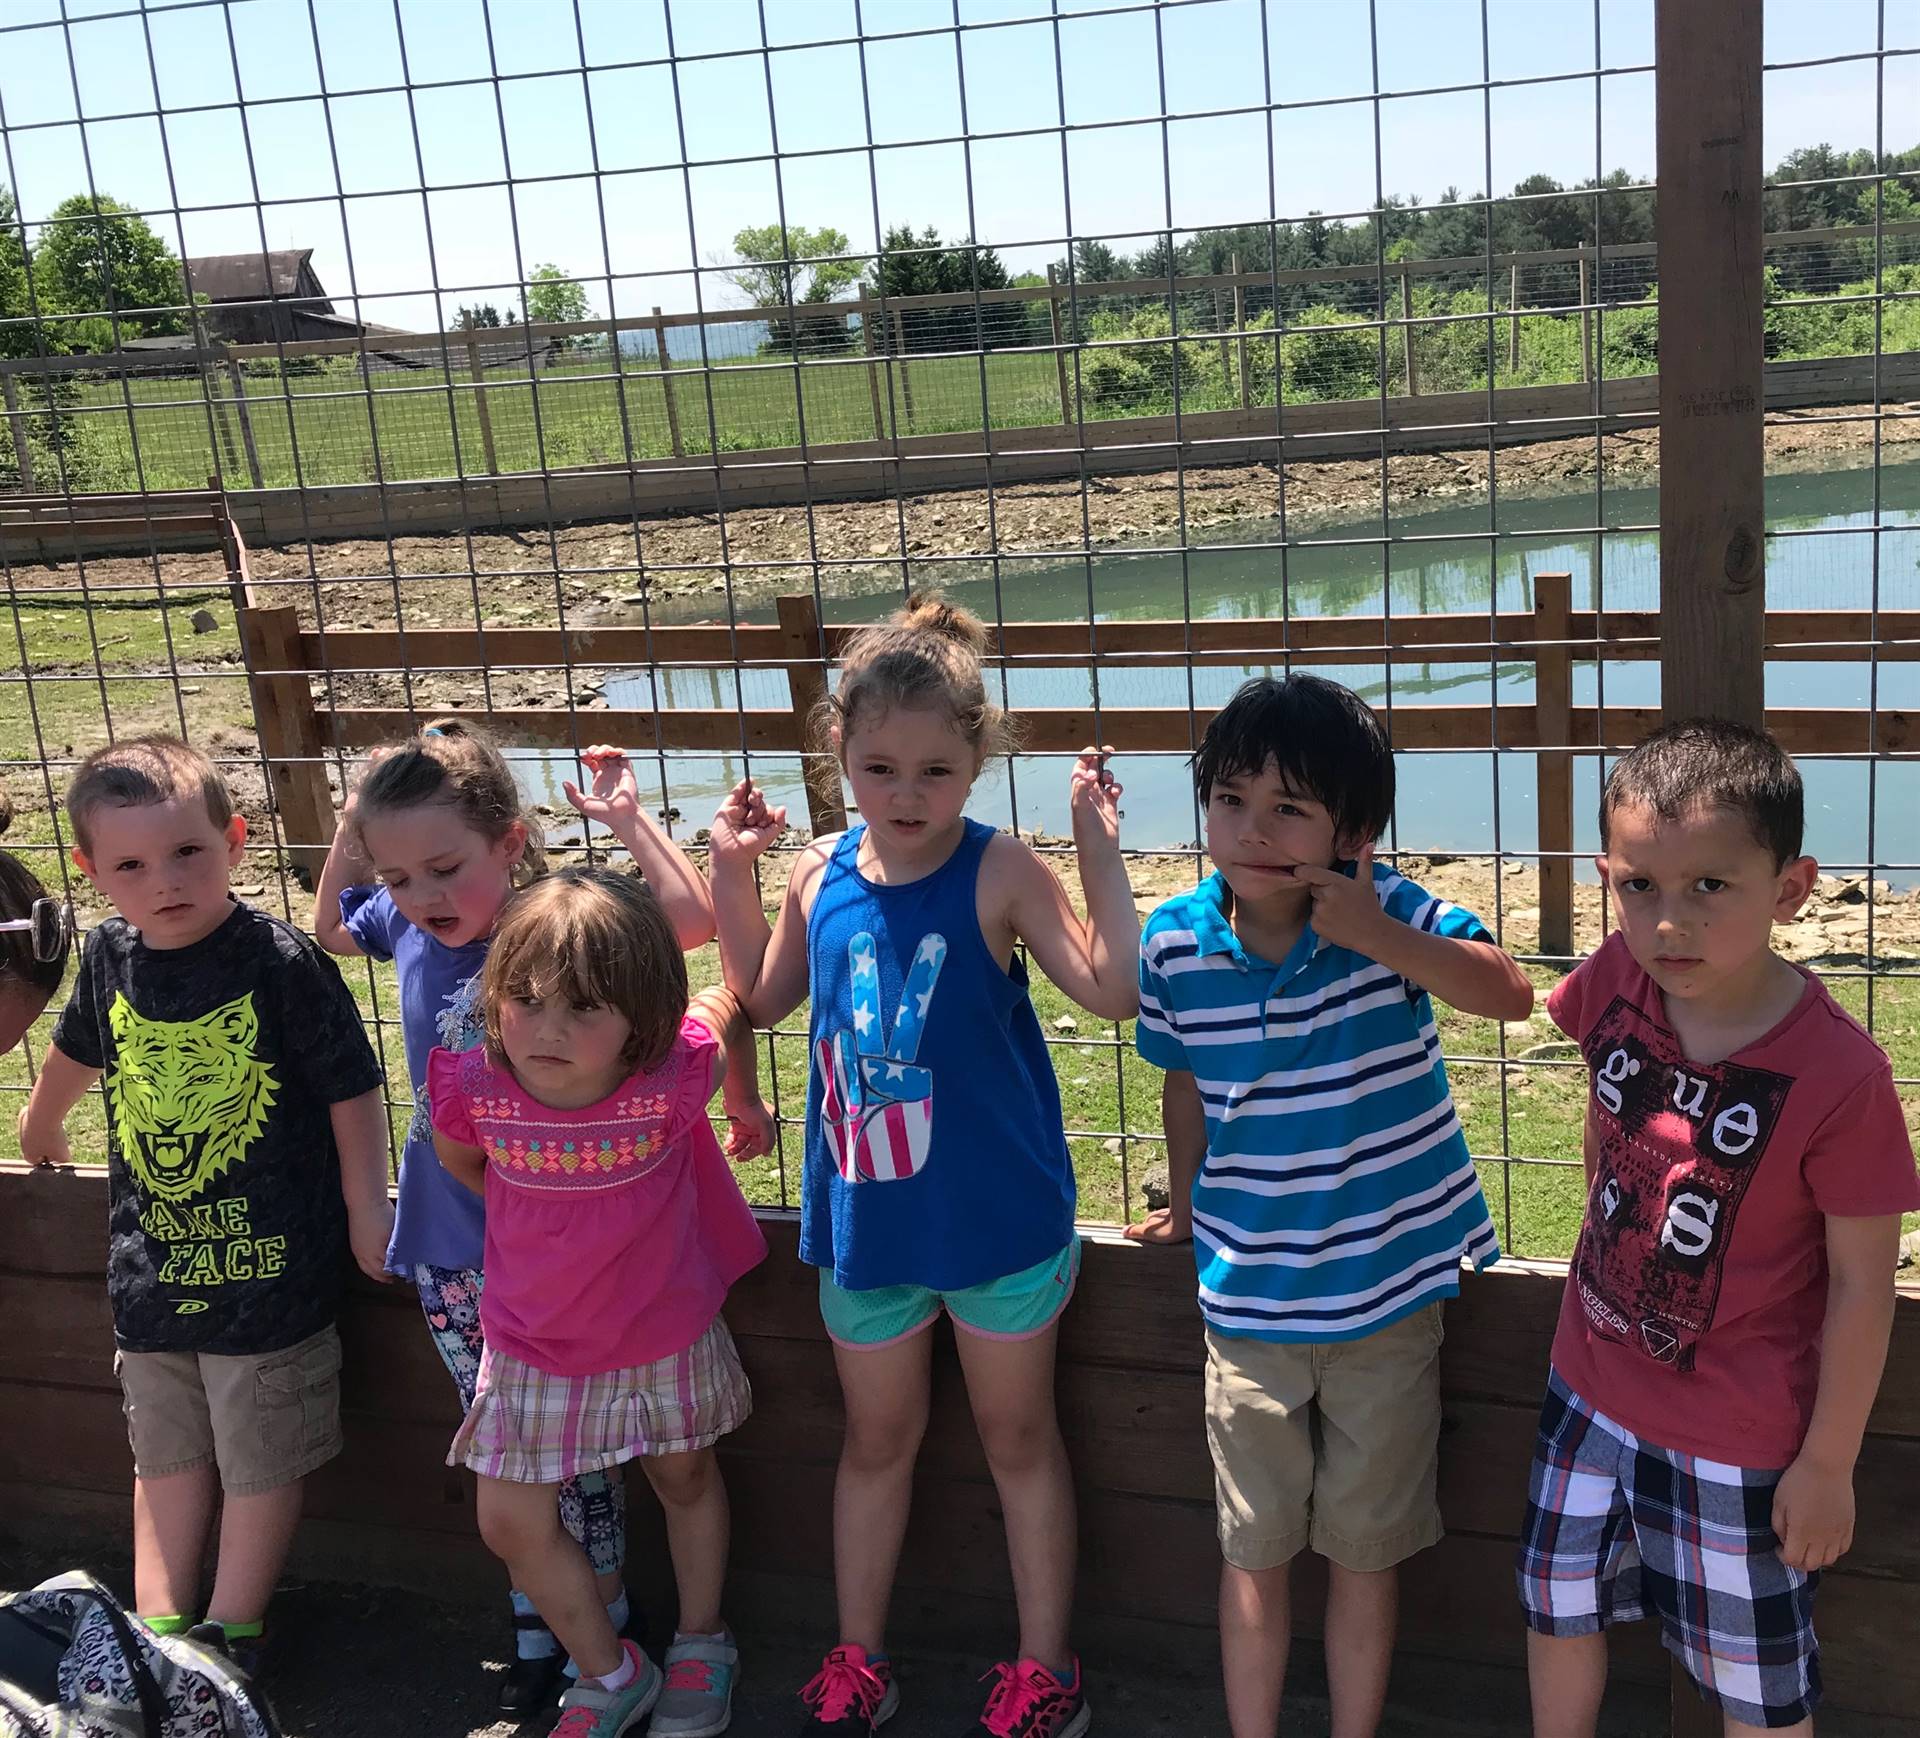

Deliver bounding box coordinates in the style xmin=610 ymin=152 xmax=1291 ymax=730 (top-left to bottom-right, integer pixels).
xmin=6 ymin=401 xmax=1914 ymax=639
xmin=0 ymin=1539 xmax=1661 ymax=1738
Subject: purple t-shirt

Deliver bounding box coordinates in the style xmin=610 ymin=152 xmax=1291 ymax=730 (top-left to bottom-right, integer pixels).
xmin=340 ymin=885 xmax=489 ymax=1273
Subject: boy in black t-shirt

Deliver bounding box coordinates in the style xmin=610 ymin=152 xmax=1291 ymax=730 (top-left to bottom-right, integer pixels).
xmin=17 ymin=736 xmax=390 ymax=1666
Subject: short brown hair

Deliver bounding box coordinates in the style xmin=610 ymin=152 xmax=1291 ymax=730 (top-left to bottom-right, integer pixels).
xmin=67 ymin=736 xmax=233 ymax=856
xmin=480 ymin=867 xmax=686 ymax=1074
xmin=1601 ymin=718 xmax=1804 ymax=868
xmin=353 ymin=717 xmax=545 ymax=884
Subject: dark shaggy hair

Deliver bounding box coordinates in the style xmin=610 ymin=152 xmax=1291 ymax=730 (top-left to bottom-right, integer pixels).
xmin=1600 ymin=718 xmax=1804 ymax=867
xmin=1192 ymin=675 xmax=1395 ymax=849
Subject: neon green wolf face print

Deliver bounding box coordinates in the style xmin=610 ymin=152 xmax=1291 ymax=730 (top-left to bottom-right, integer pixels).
xmin=106 ymin=992 xmax=277 ymax=1203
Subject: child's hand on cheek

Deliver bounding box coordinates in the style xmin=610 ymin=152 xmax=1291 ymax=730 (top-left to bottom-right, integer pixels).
xmin=1293 ymin=842 xmax=1390 ymax=953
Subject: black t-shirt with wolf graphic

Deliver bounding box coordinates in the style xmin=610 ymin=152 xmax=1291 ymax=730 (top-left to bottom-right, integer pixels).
xmin=54 ymin=900 xmax=384 ymax=1355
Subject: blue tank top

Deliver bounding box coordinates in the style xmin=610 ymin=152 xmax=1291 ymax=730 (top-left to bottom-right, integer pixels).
xmin=801 ymin=820 xmax=1076 ymax=1292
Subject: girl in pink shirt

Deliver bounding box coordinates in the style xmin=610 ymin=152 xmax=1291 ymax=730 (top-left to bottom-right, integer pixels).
xmin=430 ymin=866 xmax=766 ymax=1738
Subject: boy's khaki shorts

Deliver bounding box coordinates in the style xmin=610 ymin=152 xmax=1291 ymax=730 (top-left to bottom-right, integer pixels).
xmin=1205 ymin=1300 xmax=1446 ymax=1573
xmin=115 ymin=1325 xmax=343 ymax=1497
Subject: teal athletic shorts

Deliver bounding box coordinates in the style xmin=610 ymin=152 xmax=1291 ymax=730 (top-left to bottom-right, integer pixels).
xmin=819 ymin=1238 xmax=1083 ymax=1350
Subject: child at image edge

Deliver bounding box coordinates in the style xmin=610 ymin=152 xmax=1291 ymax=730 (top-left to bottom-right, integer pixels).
xmin=710 ymin=592 xmax=1138 ymax=1738
xmin=17 ymin=737 xmax=392 ymax=1672
xmin=1519 ymin=719 xmax=1919 ymax=1738
xmin=1128 ymin=676 xmax=1534 ymax=1738
xmin=431 ymin=867 xmax=766 ymax=1738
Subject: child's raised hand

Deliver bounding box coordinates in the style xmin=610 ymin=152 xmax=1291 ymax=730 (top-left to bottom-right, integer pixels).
xmin=1069 ymin=746 xmax=1123 ymax=853
xmin=710 ymin=778 xmax=787 ymax=866
xmin=564 ymin=744 xmax=643 ymax=834
xmin=1293 ymin=841 xmax=1391 ymax=954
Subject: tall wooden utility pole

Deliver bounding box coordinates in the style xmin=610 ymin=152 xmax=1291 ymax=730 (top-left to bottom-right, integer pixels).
xmin=1655 ymin=0 xmax=1765 ymax=728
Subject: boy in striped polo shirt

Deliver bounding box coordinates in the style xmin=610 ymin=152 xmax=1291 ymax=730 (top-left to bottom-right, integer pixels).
xmin=1129 ymin=675 xmax=1534 ymax=1738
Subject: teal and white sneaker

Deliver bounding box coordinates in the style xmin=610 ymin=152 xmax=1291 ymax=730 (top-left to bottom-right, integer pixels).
xmin=649 ymin=1630 xmax=739 ymax=1736
xmin=549 ymin=1641 xmax=662 ymax=1738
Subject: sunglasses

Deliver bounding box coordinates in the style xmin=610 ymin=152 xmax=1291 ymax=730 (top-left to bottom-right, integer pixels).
xmin=0 ymin=898 xmax=75 ymax=964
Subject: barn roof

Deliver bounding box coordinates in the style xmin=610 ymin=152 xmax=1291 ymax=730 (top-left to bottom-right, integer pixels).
xmin=184 ymin=250 xmax=325 ymax=303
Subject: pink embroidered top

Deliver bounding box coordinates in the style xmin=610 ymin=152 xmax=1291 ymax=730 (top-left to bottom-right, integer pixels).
xmin=426 ymin=1014 xmax=766 ymax=1376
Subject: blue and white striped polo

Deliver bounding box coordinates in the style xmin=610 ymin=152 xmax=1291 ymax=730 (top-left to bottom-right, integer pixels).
xmin=1136 ymin=865 xmax=1501 ymax=1342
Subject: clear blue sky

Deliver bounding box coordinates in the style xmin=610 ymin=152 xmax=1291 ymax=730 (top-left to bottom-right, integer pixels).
xmin=0 ymin=0 xmax=1915 ymax=333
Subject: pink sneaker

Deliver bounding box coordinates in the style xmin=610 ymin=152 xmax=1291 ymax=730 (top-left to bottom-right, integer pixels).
xmin=967 ymin=1658 xmax=1090 ymax=1738
xmin=797 ymin=1643 xmax=898 ymax=1733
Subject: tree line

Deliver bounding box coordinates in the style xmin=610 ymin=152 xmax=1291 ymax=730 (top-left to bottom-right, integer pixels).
xmin=724 ymin=140 xmax=1917 ymax=358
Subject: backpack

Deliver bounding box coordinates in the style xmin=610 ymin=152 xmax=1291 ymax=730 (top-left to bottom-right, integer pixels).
xmin=0 ymin=1574 xmax=277 ymax=1738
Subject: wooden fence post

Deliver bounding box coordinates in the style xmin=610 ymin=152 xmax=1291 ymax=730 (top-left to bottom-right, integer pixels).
xmin=861 ymin=312 xmax=888 ymax=441
xmin=776 ymin=591 xmax=847 ymax=837
xmin=1045 ymin=266 xmax=1072 ymax=426
xmin=1231 ymin=252 xmax=1251 ymax=409
xmin=222 ymin=350 xmax=264 ymax=490
xmin=1656 ymin=0 xmax=1765 ymax=728
xmin=1532 ymin=570 xmax=1575 ymax=959
xmin=1577 ymin=243 xmax=1594 ymax=386
xmin=236 ymin=601 xmax=336 ymax=881
xmin=1400 ymin=266 xmax=1419 ymax=396
xmin=1214 ymin=274 xmax=1233 ymax=394
xmin=652 ymin=307 xmax=683 ymax=458
xmin=204 ymin=351 xmax=242 ymax=484
xmin=891 ymin=308 xmax=916 ymax=430
xmin=0 ymin=374 xmax=33 ymax=491
xmin=1508 ymin=262 xmax=1521 ymax=375
xmin=463 ymin=332 xmax=499 ymax=475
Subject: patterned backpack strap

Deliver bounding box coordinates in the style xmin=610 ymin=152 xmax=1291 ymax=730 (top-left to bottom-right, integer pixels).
xmin=4 ymin=1573 xmax=170 ymax=1735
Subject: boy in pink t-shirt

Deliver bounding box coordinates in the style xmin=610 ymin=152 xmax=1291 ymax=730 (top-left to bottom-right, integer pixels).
xmin=1519 ymin=720 xmax=1918 ymax=1737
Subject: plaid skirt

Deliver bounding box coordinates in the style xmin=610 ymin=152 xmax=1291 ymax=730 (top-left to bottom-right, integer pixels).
xmin=448 ymin=1315 xmax=751 ymax=1484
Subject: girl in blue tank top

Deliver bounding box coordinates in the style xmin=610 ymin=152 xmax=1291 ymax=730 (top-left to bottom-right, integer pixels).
xmin=710 ymin=593 xmax=1139 ymax=1738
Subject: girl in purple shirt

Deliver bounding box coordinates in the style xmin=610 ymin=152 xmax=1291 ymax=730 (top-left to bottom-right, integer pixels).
xmin=314 ymin=721 xmax=761 ymax=1715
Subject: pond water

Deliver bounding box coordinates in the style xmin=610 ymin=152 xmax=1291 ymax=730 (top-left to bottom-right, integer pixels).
xmin=519 ymin=458 xmax=1920 ymax=882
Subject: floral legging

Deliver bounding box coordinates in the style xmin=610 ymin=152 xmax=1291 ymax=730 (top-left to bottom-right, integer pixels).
xmin=414 ymin=1263 xmax=626 ymax=1579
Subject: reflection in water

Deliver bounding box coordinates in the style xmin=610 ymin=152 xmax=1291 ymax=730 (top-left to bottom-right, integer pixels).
xmin=519 ymin=463 xmax=1920 ymax=881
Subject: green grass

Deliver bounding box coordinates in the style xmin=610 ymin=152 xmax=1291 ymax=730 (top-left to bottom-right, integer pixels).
xmin=13 ymin=269 xmax=1916 ymax=496
xmin=14 ymin=924 xmax=1911 ymax=1266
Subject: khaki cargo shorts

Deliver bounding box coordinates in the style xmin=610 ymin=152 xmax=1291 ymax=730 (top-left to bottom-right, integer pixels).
xmin=115 ymin=1324 xmax=343 ymax=1496
xmin=1205 ymin=1300 xmax=1446 ymax=1573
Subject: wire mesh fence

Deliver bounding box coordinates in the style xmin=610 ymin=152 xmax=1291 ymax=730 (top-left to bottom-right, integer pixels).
xmin=1 ymin=0 xmax=1916 ymax=1258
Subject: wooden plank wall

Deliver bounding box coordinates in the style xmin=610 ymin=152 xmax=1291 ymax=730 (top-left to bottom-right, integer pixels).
xmin=3 ymin=1162 xmax=1917 ymax=1730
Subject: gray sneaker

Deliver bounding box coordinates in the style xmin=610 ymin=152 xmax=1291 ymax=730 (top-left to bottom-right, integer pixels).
xmin=648 ymin=1631 xmax=739 ymax=1737
xmin=549 ymin=1641 xmax=662 ymax=1738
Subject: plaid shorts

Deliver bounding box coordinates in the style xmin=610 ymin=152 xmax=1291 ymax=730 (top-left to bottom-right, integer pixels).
xmin=449 ymin=1315 xmax=751 ymax=1484
xmin=1516 ymin=1372 xmax=1819 ymax=1730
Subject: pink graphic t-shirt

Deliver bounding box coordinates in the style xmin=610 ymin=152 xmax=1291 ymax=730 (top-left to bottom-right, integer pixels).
xmin=1547 ymin=932 xmax=1918 ymax=1466
xmin=427 ymin=1015 xmax=767 ymax=1376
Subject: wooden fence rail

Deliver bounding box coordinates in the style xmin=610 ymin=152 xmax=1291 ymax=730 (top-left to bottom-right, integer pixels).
xmin=236 ymin=575 xmax=1918 ymax=956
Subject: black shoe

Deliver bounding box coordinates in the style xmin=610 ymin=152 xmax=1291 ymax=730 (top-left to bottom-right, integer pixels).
xmin=183 ymin=1621 xmax=265 ymax=1681
xmin=498 ymin=1649 xmax=567 ymax=1715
